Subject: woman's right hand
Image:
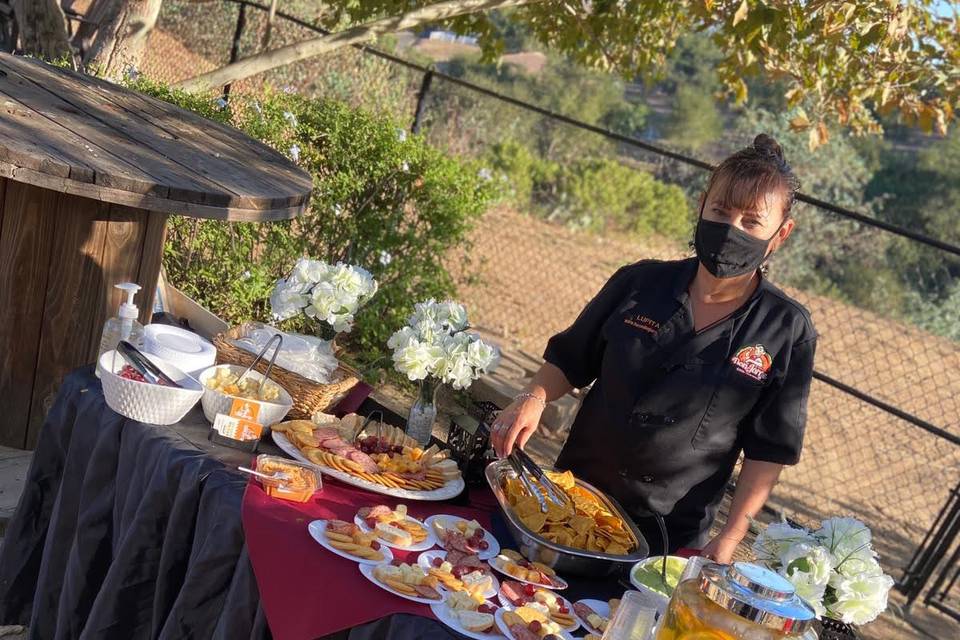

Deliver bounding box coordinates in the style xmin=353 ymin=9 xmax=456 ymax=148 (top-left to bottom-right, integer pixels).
xmin=490 ymin=394 xmax=546 ymax=458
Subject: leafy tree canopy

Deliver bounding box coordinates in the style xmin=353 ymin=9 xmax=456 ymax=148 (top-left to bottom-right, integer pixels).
xmin=301 ymin=1 xmax=958 ymax=148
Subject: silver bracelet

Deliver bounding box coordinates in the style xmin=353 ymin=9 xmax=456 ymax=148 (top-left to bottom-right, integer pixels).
xmin=515 ymin=392 xmax=546 ymax=409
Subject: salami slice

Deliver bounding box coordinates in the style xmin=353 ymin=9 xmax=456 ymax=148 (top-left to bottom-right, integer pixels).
xmin=509 ymin=624 xmax=539 ymax=640
xmin=414 ymin=584 xmax=442 ymax=600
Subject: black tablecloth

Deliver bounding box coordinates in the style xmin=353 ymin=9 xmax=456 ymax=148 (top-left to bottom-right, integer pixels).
xmin=0 ymin=368 xmax=631 ymax=640
xmin=0 ymin=368 xmax=270 ymax=640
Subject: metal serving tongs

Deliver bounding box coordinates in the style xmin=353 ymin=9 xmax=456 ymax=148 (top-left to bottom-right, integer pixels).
xmin=236 ymin=333 xmax=282 ymax=400
xmin=510 ymin=448 xmax=569 ymax=510
xmin=117 ymin=340 xmax=182 ymax=388
xmin=508 ymin=454 xmax=548 ymax=513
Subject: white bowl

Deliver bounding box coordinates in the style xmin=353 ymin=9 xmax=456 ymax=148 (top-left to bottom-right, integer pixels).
xmin=98 ymin=350 xmax=204 ymax=425
xmin=628 ymin=555 xmax=688 ymax=615
xmin=198 ymin=364 xmax=293 ymax=427
xmin=143 ymin=324 xmax=217 ymax=377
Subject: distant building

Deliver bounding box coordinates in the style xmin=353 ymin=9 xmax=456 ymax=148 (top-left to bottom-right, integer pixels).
xmin=423 ymin=29 xmax=478 ymax=46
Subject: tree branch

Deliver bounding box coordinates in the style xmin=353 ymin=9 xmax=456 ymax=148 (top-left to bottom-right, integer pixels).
xmin=175 ymin=0 xmax=544 ymax=93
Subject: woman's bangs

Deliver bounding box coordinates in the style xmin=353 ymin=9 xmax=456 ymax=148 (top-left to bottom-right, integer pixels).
xmin=710 ymin=166 xmax=785 ymax=217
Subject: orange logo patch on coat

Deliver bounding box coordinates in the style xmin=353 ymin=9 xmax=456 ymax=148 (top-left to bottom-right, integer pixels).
xmin=731 ymin=345 xmax=772 ymax=382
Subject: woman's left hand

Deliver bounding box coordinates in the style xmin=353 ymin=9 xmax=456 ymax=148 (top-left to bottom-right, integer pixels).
xmin=700 ymin=532 xmax=742 ymax=564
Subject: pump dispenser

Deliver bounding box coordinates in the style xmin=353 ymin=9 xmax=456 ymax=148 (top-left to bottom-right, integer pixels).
xmin=96 ymin=283 xmax=146 ymax=378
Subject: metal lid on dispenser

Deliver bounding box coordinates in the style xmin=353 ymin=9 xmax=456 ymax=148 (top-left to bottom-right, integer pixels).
xmin=698 ymin=562 xmax=816 ymax=634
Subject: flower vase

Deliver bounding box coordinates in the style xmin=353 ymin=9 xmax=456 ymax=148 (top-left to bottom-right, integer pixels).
xmin=407 ymin=378 xmax=439 ymax=446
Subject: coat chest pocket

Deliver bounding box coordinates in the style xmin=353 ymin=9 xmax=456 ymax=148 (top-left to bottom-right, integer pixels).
xmin=691 ymin=365 xmax=769 ymax=453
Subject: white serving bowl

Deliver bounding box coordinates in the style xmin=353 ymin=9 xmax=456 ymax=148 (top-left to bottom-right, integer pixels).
xmin=198 ymin=364 xmax=294 ymax=427
xmin=98 ymin=350 xmax=204 ymax=425
xmin=628 ymin=555 xmax=688 ymax=615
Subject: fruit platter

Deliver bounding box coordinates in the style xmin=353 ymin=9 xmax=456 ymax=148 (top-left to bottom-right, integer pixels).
xmin=271 ymin=413 xmax=464 ymax=500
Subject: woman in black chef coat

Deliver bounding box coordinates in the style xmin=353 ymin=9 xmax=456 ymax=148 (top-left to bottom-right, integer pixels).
xmin=491 ymin=134 xmax=816 ymax=563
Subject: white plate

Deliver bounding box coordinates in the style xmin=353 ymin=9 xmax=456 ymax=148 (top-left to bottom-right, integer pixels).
xmin=494 ymin=607 xmax=576 ymax=640
xmin=488 ymin=556 xmax=569 ymax=590
xmin=424 ymin=514 xmax=500 ymax=560
xmin=417 ymin=550 xmax=500 ymax=600
xmin=273 ymin=432 xmax=465 ymax=501
xmin=431 ymin=602 xmax=504 ymax=640
xmin=308 ymin=520 xmax=394 ymax=565
xmin=354 ymin=513 xmax=437 ymax=552
xmin=496 ymin=585 xmax=579 ymax=633
xmin=572 ymin=599 xmax=611 ymax=636
xmin=358 ymin=562 xmax=447 ymax=605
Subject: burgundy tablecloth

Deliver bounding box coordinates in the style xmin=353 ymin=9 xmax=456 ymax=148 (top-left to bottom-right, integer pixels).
xmin=242 ymin=476 xmax=495 ymax=640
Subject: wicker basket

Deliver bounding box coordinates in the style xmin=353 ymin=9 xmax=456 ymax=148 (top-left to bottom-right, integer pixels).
xmin=212 ymin=323 xmax=360 ymax=419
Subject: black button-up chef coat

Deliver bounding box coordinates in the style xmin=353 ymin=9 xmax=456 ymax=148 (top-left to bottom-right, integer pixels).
xmin=545 ymin=258 xmax=817 ymax=552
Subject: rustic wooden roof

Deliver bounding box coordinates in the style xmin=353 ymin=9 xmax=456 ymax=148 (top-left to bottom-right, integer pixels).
xmin=0 ymin=54 xmax=313 ymax=221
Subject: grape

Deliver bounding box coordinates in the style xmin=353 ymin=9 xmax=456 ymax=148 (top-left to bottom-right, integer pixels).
xmin=432 ymin=557 xmax=443 ymax=567
xmin=528 ymin=620 xmax=541 ymax=633
xmin=479 ymin=540 xmax=490 ymax=550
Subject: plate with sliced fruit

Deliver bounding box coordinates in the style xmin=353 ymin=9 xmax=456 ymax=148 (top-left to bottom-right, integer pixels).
xmin=354 ymin=504 xmax=436 ymax=551
xmin=488 ymin=551 xmax=568 ymax=590
xmin=308 ymin=519 xmax=394 ymax=565
xmin=572 ymin=599 xmax=615 ymax=636
xmin=418 ymin=550 xmax=500 ymax=599
xmin=431 ymin=592 xmax=504 ymax=640
xmin=494 ymin=606 xmax=575 ymax=640
xmin=498 ymin=581 xmax=578 ymax=632
xmin=360 ymin=561 xmax=447 ymax=604
xmin=426 ymin=514 xmax=500 ymax=560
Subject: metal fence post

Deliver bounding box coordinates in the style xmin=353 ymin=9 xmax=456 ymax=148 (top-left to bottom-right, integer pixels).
xmin=411 ymin=69 xmax=434 ymax=134
xmin=223 ymin=2 xmax=248 ymax=99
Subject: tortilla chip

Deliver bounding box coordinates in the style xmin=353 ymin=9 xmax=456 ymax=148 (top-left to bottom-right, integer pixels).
xmin=520 ymin=511 xmax=548 ymax=533
xmin=605 ymin=542 xmax=629 ymax=555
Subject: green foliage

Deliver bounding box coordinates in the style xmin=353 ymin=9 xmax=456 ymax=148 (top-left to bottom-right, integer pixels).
xmin=128 ymin=77 xmax=497 ymax=375
xmin=663 ymin=85 xmax=723 ymax=151
xmin=485 ymin=142 xmax=690 ymax=240
xmin=311 ymin=1 xmax=959 ymax=143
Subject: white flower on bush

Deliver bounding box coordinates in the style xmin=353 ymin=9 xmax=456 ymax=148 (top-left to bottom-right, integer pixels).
xmin=270 ymin=258 xmax=377 ymax=334
xmin=389 ymin=299 xmax=498 ymax=389
xmin=289 ymin=144 xmax=300 ymax=162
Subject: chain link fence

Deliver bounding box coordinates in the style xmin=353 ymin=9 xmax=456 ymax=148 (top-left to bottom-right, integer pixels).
xmin=147 ymin=0 xmax=960 ymax=593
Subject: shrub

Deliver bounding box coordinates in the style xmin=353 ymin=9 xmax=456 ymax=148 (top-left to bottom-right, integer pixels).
xmin=485 ymin=142 xmax=690 ymax=241
xmin=128 ymin=78 xmax=498 ymax=376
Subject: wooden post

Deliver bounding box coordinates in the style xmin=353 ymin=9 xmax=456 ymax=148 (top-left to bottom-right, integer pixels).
xmin=411 ymin=69 xmax=434 ymax=134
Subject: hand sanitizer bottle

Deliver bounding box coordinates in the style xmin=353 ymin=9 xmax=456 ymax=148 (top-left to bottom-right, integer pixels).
xmin=95 ymin=283 xmax=146 ymax=378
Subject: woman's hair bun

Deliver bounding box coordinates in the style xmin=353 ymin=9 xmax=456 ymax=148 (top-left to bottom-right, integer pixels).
xmin=753 ymin=133 xmax=784 ymax=161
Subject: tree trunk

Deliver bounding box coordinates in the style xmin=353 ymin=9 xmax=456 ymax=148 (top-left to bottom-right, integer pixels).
xmin=12 ymin=0 xmax=72 ymax=60
xmin=81 ymin=0 xmax=163 ymax=78
xmin=176 ymin=0 xmax=543 ymax=93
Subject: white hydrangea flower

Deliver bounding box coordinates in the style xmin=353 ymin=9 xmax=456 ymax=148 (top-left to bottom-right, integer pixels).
xmin=269 ymin=279 xmax=307 ymax=320
xmin=466 ymin=337 xmax=499 ymax=372
xmin=782 ymin=568 xmax=828 ymax=617
xmin=393 ymin=340 xmax=444 ymax=381
xmin=815 ymin=517 xmax=873 ymax=564
xmin=827 ymin=571 xmax=894 ymax=625
xmin=387 ymin=326 xmax=418 ymax=350
xmin=753 ymin=521 xmax=816 ymax=564
xmin=780 ymin=542 xmax=834 ymax=587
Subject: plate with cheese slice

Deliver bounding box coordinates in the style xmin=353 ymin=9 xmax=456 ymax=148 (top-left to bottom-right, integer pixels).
xmin=354 ymin=504 xmax=436 ymax=551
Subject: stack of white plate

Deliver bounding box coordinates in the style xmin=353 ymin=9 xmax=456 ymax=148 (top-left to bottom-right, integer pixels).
xmin=143 ymin=325 xmax=217 ymax=377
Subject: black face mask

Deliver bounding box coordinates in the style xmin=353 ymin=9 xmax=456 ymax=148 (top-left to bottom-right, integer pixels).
xmin=694 ymin=217 xmax=778 ymax=278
